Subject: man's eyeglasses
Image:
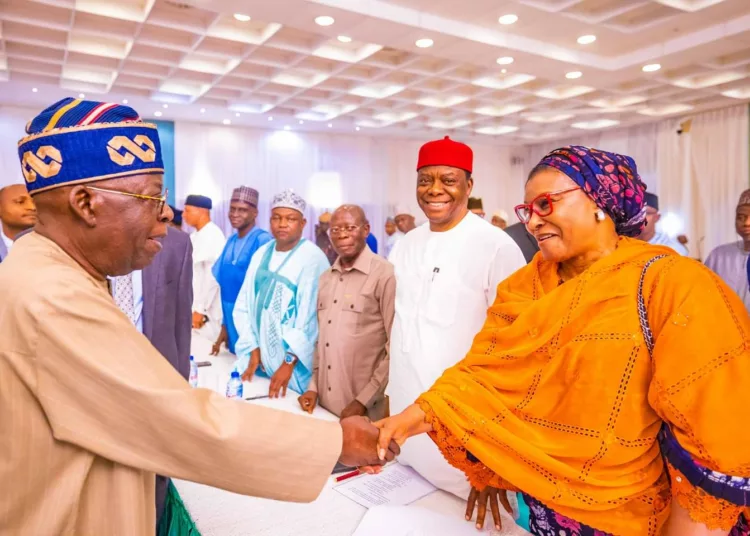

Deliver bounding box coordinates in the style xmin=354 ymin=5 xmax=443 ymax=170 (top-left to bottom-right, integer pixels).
xmin=514 ymin=187 xmax=580 ymax=224
xmin=87 ymin=186 xmax=168 ymax=215
xmin=329 ymin=225 xmax=362 ymax=236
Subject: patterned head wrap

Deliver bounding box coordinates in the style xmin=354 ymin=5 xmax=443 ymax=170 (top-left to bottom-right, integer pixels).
xmin=271 ymin=188 xmax=306 ymax=215
xmin=537 ymin=145 xmax=647 ymax=237
xmin=18 ymin=97 xmax=163 ymax=195
xmin=231 ymin=186 xmax=259 ymax=207
xmin=737 ymin=189 xmax=750 ymax=208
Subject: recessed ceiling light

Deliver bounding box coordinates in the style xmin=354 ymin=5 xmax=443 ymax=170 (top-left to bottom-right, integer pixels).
xmin=496 ymin=56 xmax=514 ymax=65
xmin=235 ymin=112 xmax=240 ymax=117
xmin=577 ymin=35 xmax=596 ymax=45
xmin=79 ymin=93 xmax=85 ymax=99
xmin=337 ymin=35 xmax=352 ymax=43
xmin=234 ymin=13 xmax=251 ymax=22
xmin=154 ymin=111 xmax=162 ymax=117
xmin=268 ymin=116 xmax=273 ymax=121
xmin=223 ymin=119 xmax=231 ymax=125
xmin=299 ymin=120 xmax=304 ymax=124
xmin=500 ymin=69 xmax=507 ymax=74
xmin=284 ymin=125 xmax=291 ymax=131
xmin=643 ymin=63 xmax=661 ymax=72
xmin=122 ymin=99 xmax=128 ymax=104
xmin=328 ymin=123 xmax=333 ymax=128
xmin=162 ymin=103 xmax=168 ymax=109
xmin=415 ymin=38 xmax=433 ymax=48
xmin=32 ymin=87 xmax=38 ymax=93
xmin=355 ymin=126 xmax=361 ymax=131
xmin=498 ymin=14 xmax=518 ymax=25
xmin=566 ymin=71 xmax=583 ymax=79
xmin=200 ymin=108 xmax=206 ymax=114
xmin=315 ymin=15 xmax=334 ymax=26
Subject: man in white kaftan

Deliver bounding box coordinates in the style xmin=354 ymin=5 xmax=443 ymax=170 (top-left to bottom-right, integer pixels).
xmin=388 ymin=136 xmax=526 ymax=498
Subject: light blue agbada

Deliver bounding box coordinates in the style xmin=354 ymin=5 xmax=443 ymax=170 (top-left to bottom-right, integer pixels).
xmin=212 ymin=227 xmax=272 ymax=354
xmin=232 ymin=238 xmax=330 ymax=394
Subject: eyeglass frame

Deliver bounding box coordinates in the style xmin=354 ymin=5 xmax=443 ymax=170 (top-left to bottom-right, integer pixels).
xmin=329 ymin=224 xmax=364 ymax=236
xmin=514 ymin=187 xmax=580 ymax=224
xmin=86 ymin=186 xmax=169 ymax=215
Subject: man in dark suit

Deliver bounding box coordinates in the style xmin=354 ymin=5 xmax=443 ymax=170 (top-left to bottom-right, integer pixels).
xmin=504 ymin=221 xmax=539 ymax=263
xmin=110 ymin=226 xmax=193 ymax=527
xmin=0 ymin=184 xmax=37 ymax=263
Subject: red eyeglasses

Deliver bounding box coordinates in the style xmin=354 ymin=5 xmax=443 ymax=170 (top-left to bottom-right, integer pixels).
xmin=514 ymin=187 xmax=580 ymax=223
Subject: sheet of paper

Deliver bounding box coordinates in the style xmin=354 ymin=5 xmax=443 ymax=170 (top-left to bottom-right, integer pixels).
xmin=353 ymin=505 xmax=486 ymax=536
xmin=333 ymin=463 xmax=436 ymax=509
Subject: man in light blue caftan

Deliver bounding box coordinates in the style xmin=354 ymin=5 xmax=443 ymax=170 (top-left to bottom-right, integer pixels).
xmin=211 ymin=186 xmax=271 ymax=355
xmin=233 ymin=189 xmax=330 ymax=397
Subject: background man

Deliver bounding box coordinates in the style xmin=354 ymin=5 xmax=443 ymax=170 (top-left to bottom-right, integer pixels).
xmin=467 ymin=197 xmax=485 ymax=218
xmin=234 ymin=189 xmax=330 ymax=398
xmin=315 ymin=211 xmax=338 ymax=265
xmin=299 ymin=205 xmax=395 ymax=422
xmin=504 ymin=220 xmax=540 ymax=263
xmin=384 ymin=217 xmax=403 ymax=258
xmin=0 ymin=183 xmax=36 ymax=261
xmin=705 ymin=189 xmax=750 ymax=312
xmin=394 ymin=206 xmax=416 ymax=235
xmin=637 ymin=192 xmax=688 ymax=255
xmin=211 ymin=186 xmax=271 ymax=355
xmin=168 ymin=204 xmax=183 ymax=231
xmin=491 ymin=209 xmax=508 ymax=230
xmin=183 ymin=194 xmax=225 ymax=340
xmin=0 ymin=98 xmax=394 ymax=535
xmin=110 ymin=225 xmax=193 ymax=525
xmin=387 ymin=136 xmax=525 ymax=498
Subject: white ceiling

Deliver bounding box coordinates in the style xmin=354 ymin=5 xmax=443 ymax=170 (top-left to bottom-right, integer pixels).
xmin=1 ymin=0 xmax=749 ymax=143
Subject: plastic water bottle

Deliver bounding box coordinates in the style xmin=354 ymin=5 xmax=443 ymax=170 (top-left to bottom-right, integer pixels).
xmin=188 ymin=355 xmax=198 ymax=388
xmin=226 ymin=371 xmax=243 ymax=399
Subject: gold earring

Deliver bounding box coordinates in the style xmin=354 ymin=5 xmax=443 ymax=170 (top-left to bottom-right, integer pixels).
xmin=595 ymin=210 xmax=605 ymax=222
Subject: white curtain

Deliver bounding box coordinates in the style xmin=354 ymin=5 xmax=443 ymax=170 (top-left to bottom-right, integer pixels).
xmin=0 ymin=106 xmax=37 ymax=189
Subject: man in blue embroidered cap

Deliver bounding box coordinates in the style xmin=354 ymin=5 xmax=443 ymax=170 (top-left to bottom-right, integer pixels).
xmin=0 ymin=98 xmax=396 ymax=535
xmin=183 ymin=194 xmax=226 ymax=339
xmin=211 ymin=186 xmax=272 ymax=356
xmin=233 ymin=188 xmax=330 ymax=398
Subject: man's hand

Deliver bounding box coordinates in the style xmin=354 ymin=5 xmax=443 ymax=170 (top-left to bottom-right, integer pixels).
xmin=465 ymin=486 xmax=512 ymax=531
xmin=211 ymin=325 xmax=228 ymax=356
xmin=269 ymin=362 xmax=294 ymax=398
xmin=373 ymin=403 xmax=432 ymax=460
xmin=339 ymin=416 xmax=400 ymax=468
xmin=241 ymin=349 xmax=261 ymax=383
xmin=340 ymin=400 xmax=367 ymax=420
xmin=192 ymin=311 xmax=206 ymax=329
xmin=298 ymin=391 xmax=318 ymax=414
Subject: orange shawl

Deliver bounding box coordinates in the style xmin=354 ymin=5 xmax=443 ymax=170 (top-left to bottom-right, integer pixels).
xmin=417 ymin=238 xmax=750 ymax=535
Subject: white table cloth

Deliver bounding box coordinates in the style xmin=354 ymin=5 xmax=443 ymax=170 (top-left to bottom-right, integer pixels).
xmin=174 ymin=334 xmax=528 ymax=536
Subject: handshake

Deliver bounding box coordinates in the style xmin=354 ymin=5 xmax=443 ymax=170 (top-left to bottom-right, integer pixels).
xmin=337 ymin=415 xmax=400 ymax=467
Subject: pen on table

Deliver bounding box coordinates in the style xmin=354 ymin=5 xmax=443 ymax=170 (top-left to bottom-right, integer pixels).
xmin=244 ymin=395 xmax=270 ymax=401
xmin=335 ymin=469 xmax=361 ymax=483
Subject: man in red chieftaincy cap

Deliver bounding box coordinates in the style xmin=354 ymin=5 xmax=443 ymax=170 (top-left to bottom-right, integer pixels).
xmin=382 ymin=136 xmax=525 ymax=529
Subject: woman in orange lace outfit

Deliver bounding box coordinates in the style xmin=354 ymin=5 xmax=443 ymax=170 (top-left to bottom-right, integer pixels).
xmin=374 ymin=146 xmax=750 ymax=535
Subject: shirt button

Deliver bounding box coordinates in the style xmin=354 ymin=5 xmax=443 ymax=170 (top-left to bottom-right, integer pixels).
xmin=350 ymin=304 xmax=354 ymax=309
xmin=328 ymin=387 xmax=332 ymax=391
xmin=334 ymin=300 xmax=337 ymax=304
xmin=328 ymin=320 xmax=331 ymax=324
xmin=326 ymin=343 xmax=329 ymax=347
xmin=327 ymin=365 xmax=331 ymax=370
xmin=676 ymin=476 xmax=682 ymax=483
xmin=339 ymin=277 xmax=344 ymax=282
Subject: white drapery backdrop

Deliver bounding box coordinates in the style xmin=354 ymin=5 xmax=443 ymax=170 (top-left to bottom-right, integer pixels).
xmin=521 ymin=106 xmax=749 ymax=259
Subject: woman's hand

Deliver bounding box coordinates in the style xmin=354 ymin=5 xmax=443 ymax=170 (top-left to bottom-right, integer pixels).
xmin=373 ymin=404 xmax=433 ymax=461
xmin=663 ymin=499 xmax=727 ymax=536
xmin=465 ymin=486 xmax=512 ymax=531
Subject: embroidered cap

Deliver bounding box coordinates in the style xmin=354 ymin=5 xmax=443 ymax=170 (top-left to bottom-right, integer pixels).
xmin=738 ymin=189 xmax=750 ymax=208
xmin=231 ymin=186 xmax=259 ymax=208
xmin=271 ymin=189 xmax=306 ymax=215
xmin=468 ymin=197 xmax=483 ymax=210
xmin=18 ymin=97 xmax=163 ymax=195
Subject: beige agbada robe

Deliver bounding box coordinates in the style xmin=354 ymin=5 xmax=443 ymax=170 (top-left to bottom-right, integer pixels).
xmin=0 ymin=232 xmax=342 ymax=535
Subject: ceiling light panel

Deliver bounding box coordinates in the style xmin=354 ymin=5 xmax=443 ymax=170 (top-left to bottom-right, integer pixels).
xmin=571 ymin=119 xmax=620 ymax=130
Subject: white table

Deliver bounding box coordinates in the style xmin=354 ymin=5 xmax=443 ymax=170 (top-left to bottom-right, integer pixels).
xmin=174 ymin=335 xmax=528 ymax=536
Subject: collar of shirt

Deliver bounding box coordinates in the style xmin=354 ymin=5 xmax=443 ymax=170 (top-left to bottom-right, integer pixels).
xmin=332 ymin=245 xmax=374 ymax=275
xmin=1 ymin=229 xmax=14 ymax=252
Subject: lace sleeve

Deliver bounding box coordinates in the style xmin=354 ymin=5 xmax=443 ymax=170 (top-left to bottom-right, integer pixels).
xmin=418 ymin=398 xmax=518 ymax=492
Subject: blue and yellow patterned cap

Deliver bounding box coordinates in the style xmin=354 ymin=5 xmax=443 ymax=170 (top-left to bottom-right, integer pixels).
xmin=18 ymin=97 xmax=164 ymax=195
